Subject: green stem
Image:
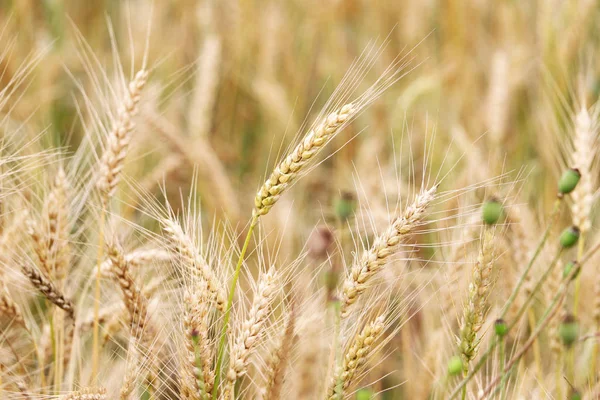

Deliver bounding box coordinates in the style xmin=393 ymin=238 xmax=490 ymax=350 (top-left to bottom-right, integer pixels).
xmin=212 ymin=215 xmax=258 ymax=400
xmin=498 ymin=338 xmax=506 ymax=400
xmin=499 ymin=198 xmax=562 ymax=318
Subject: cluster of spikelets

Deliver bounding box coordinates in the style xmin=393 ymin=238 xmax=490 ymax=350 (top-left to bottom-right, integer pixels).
xmin=3 ymin=11 xmax=600 ymax=400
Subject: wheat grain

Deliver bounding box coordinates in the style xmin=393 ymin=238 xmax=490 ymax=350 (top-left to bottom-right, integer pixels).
xmin=62 ymin=387 xmax=107 ymax=400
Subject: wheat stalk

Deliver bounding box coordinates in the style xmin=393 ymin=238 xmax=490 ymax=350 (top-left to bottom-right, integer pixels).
xmin=253 ymin=103 xmax=356 ymax=218
xmin=341 ymin=186 xmax=437 ymax=317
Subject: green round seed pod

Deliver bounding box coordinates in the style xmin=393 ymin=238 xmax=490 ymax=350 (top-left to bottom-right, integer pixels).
xmin=562 ymin=261 xmax=580 ymax=280
xmin=558 ymin=168 xmax=581 ymax=194
xmin=560 ymin=226 xmax=580 ymax=248
xmin=482 ymin=199 xmax=503 ymax=225
xmin=447 ymin=355 xmax=463 ymax=376
xmin=569 ymin=389 xmax=582 ymax=400
xmin=335 ymin=191 xmax=356 ymax=221
xmin=356 ymin=388 xmax=374 ymax=400
xmin=494 ymin=319 xmax=508 ymax=337
xmin=559 ymin=315 xmax=578 ymax=347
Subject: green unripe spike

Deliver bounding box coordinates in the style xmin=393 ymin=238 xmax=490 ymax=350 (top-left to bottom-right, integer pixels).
xmin=559 ymin=315 xmax=578 ymax=347
xmin=569 ymin=389 xmax=582 ymax=400
xmin=494 ymin=319 xmax=508 ymax=337
xmin=559 ymin=226 xmax=580 ymax=248
xmin=482 ymin=199 xmax=503 ymax=225
xmin=447 ymin=355 xmax=463 ymax=376
xmin=558 ymin=168 xmax=581 ymax=194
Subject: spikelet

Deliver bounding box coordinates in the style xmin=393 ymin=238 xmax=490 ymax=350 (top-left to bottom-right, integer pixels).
xmin=328 ymin=315 xmax=385 ymax=399
xmin=226 ymin=271 xmax=278 ymax=386
xmin=341 ymin=186 xmax=437 ymax=316
xmin=22 ymin=264 xmax=74 ymax=319
xmin=62 ymin=387 xmax=107 ymax=400
xmin=570 ymin=106 xmax=596 ymax=234
xmin=161 ymin=218 xmax=226 ymax=312
xmin=459 ymin=228 xmax=496 ymax=369
xmin=259 ymin=307 xmax=297 ymax=400
xmin=253 ymin=103 xmax=356 ymax=218
xmin=96 ymin=69 xmax=148 ymax=202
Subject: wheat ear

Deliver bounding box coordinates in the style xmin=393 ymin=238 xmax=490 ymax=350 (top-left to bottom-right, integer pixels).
xmin=259 ymin=306 xmax=297 ymax=400
xmin=341 ymin=186 xmax=437 ymax=317
xmin=328 ymin=315 xmax=385 ymax=399
xmin=459 ymin=228 xmax=496 ymax=371
xmin=96 ymin=69 xmax=148 ymax=202
xmin=162 ymin=218 xmax=226 ymax=312
xmin=22 ymin=264 xmax=74 ymax=319
xmin=62 ymin=387 xmax=107 ymax=400
xmin=571 ymin=106 xmax=595 ymax=234
xmin=181 ymin=285 xmax=213 ymax=400
xmin=253 ymin=103 xmax=356 ymax=218
xmin=0 ymin=284 xmax=24 ymax=327
xmin=226 ymin=271 xmax=278 ymax=389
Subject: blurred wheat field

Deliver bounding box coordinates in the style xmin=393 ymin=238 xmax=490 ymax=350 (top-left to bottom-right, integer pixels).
xmin=1 ymin=0 xmax=600 ymax=399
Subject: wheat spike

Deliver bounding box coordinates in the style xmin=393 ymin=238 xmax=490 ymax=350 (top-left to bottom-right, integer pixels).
xmin=180 ymin=285 xmax=213 ymax=400
xmin=0 ymin=284 xmax=24 ymax=326
xmin=341 ymin=186 xmax=437 ymax=316
xmin=226 ymin=271 xmax=278 ymax=387
xmin=459 ymin=228 xmax=496 ymax=369
xmin=259 ymin=307 xmax=297 ymax=400
xmin=62 ymin=387 xmax=107 ymax=400
xmin=253 ymin=103 xmax=356 ymax=218
xmin=570 ymin=106 xmax=596 ymax=234
xmin=328 ymin=315 xmax=385 ymax=399
xmin=162 ymin=218 xmax=226 ymax=311
xmin=22 ymin=264 xmax=74 ymax=319
xmin=96 ymin=69 xmax=148 ymax=202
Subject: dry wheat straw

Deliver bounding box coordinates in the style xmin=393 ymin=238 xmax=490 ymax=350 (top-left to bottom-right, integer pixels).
xmin=96 ymin=69 xmax=148 ymax=202
xmin=459 ymin=228 xmax=495 ymax=370
xmin=328 ymin=315 xmax=385 ymax=399
xmin=162 ymin=218 xmax=226 ymax=312
xmin=253 ymin=103 xmax=356 ymax=218
xmin=62 ymin=387 xmax=107 ymax=400
xmin=259 ymin=307 xmax=297 ymax=400
xmin=341 ymin=186 xmax=437 ymax=316
xmin=226 ymin=271 xmax=277 ymax=390
xmin=22 ymin=264 xmax=74 ymax=318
